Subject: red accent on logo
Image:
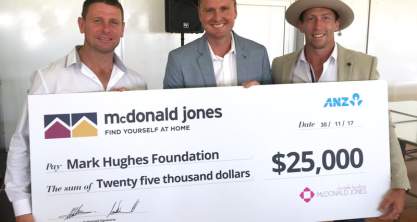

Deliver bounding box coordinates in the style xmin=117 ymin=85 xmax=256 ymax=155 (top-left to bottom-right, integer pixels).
xmin=300 ymin=187 xmax=315 ymax=203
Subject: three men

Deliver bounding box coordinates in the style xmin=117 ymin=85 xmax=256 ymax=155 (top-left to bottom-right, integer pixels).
xmin=5 ymin=0 xmax=146 ymax=221
xmin=163 ymin=0 xmax=271 ymax=88
xmin=5 ymin=0 xmax=410 ymax=221
xmin=272 ymin=0 xmax=410 ymax=221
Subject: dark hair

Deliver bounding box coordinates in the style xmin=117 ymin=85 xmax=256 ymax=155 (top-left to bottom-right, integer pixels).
xmin=82 ymin=0 xmax=124 ymax=20
xmin=299 ymin=8 xmax=339 ymax=22
xmin=198 ymin=0 xmax=236 ymax=8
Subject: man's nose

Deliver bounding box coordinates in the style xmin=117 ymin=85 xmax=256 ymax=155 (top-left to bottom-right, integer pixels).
xmin=102 ymin=22 xmax=111 ymax=33
xmin=313 ymin=18 xmax=325 ymax=29
xmin=213 ymin=10 xmax=221 ymax=21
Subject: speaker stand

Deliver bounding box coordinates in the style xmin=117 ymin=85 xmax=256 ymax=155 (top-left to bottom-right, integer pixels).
xmin=181 ymin=32 xmax=185 ymax=46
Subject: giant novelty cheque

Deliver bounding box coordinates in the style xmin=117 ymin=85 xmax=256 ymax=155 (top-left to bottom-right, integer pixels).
xmin=28 ymin=80 xmax=390 ymax=222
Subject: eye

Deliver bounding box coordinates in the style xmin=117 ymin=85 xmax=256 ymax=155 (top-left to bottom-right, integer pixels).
xmin=204 ymin=8 xmax=215 ymax=14
xmin=110 ymin=20 xmax=121 ymax=26
xmin=220 ymin=6 xmax=230 ymax=12
xmin=306 ymin=16 xmax=315 ymax=22
xmin=93 ymin=18 xmax=102 ymax=24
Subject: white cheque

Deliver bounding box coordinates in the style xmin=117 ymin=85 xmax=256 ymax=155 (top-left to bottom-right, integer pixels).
xmin=28 ymin=80 xmax=390 ymax=222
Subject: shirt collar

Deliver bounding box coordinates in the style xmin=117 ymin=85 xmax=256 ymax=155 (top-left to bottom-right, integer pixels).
xmin=65 ymin=45 xmax=128 ymax=73
xmin=65 ymin=46 xmax=82 ymax=69
xmin=208 ymin=32 xmax=236 ymax=60
xmin=299 ymin=45 xmax=338 ymax=64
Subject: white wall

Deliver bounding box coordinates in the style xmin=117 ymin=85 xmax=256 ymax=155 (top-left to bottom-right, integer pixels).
xmin=0 ymin=0 xmax=84 ymax=149
xmin=335 ymin=0 xmax=370 ymax=52
xmin=234 ymin=0 xmax=295 ymax=59
xmin=368 ymin=0 xmax=417 ymax=83
xmin=338 ymin=0 xmax=417 ymax=84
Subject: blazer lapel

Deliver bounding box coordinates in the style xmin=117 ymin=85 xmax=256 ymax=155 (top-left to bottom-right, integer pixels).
xmin=282 ymin=51 xmax=301 ymax=84
xmin=234 ymin=33 xmax=249 ymax=85
xmin=197 ymin=35 xmax=216 ymax=87
xmin=337 ymin=44 xmax=354 ymax=81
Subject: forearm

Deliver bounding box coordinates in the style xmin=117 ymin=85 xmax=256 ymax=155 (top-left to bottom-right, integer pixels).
xmin=5 ymin=106 xmax=33 ymax=216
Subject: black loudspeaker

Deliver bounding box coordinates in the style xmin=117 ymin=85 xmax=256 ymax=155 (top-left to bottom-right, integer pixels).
xmin=165 ymin=0 xmax=203 ymax=33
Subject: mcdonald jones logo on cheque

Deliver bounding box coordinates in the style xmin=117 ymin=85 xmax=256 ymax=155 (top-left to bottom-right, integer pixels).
xmin=44 ymin=113 xmax=98 ymax=139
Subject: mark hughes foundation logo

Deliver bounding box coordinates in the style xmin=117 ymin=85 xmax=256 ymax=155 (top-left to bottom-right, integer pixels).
xmin=44 ymin=113 xmax=98 ymax=139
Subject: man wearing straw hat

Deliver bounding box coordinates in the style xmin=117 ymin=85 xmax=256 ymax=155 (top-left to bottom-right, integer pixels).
xmin=271 ymin=0 xmax=410 ymax=221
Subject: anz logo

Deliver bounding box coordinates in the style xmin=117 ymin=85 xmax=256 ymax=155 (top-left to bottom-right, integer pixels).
xmin=324 ymin=93 xmax=363 ymax=108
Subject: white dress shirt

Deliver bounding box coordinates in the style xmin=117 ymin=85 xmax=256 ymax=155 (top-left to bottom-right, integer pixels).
xmin=208 ymin=33 xmax=238 ymax=87
xmin=292 ymin=46 xmax=338 ymax=83
xmin=4 ymin=46 xmax=146 ymax=216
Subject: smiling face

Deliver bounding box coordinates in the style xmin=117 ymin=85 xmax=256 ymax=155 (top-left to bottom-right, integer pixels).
xmin=78 ymin=2 xmax=124 ymax=54
xmin=298 ymin=7 xmax=340 ymax=51
xmin=198 ymin=0 xmax=237 ymax=42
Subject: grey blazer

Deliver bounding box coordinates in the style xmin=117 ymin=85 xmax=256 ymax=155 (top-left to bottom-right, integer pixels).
xmin=163 ymin=32 xmax=271 ymax=88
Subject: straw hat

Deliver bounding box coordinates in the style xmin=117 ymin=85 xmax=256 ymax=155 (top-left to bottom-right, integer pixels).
xmin=285 ymin=0 xmax=354 ymax=30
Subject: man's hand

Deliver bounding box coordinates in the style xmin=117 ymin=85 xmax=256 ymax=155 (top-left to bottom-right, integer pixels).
xmin=16 ymin=214 xmax=34 ymax=222
xmin=377 ymin=188 xmax=406 ymax=220
xmin=242 ymin=80 xmax=260 ymax=88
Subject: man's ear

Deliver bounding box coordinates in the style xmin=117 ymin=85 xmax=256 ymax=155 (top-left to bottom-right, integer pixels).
xmin=234 ymin=3 xmax=237 ymax=19
xmin=297 ymin=21 xmax=305 ymax=33
xmin=335 ymin=19 xmax=341 ymax=32
xmin=121 ymin=22 xmax=125 ymax=38
xmin=78 ymin=17 xmax=85 ymax=34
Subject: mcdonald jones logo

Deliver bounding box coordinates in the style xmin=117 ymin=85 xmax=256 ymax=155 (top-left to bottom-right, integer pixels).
xmin=44 ymin=113 xmax=98 ymax=139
